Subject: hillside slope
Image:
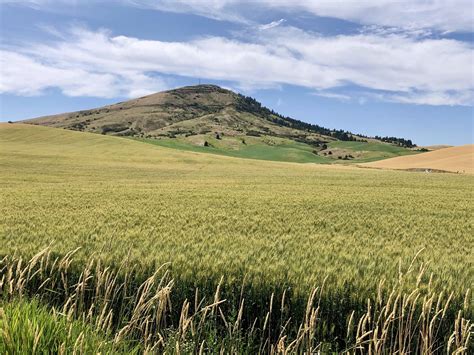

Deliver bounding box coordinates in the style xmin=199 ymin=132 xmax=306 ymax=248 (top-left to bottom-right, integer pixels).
xmin=23 ymin=84 xmax=417 ymax=164
xmin=24 ymin=85 xmax=328 ymax=141
xmin=362 ymin=144 xmax=474 ymax=174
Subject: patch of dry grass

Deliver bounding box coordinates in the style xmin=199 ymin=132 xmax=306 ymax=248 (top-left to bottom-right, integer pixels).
xmin=362 ymin=144 xmax=474 ymax=174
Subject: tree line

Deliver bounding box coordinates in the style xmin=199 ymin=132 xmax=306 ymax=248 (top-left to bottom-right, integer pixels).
xmin=236 ymin=94 xmax=416 ymax=147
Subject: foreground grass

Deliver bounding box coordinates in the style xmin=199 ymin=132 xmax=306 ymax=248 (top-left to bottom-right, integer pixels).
xmin=1 ymin=250 xmax=472 ymax=353
xmin=0 ymin=123 xmax=473 ymax=352
xmin=0 ymin=299 xmax=140 ymax=354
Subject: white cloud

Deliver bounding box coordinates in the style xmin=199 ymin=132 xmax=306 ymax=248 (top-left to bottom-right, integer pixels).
xmin=1 ymin=25 xmax=472 ymax=105
xmin=0 ymin=46 xmax=168 ymax=98
xmin=258 ymin=26 xmax=473 ymax=94
xmin=0 ymin=51 xmax=118 ymax=97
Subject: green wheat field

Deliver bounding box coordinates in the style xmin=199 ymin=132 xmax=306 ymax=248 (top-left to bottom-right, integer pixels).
xmin=1 ymin=124 xmax=472 ymax=353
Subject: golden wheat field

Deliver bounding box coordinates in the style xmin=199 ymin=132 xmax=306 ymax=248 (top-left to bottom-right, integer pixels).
xmin=362 ymin=144 xmax=474 ymax=174
xmin=1 ymin=123 xmax=473 ymax=353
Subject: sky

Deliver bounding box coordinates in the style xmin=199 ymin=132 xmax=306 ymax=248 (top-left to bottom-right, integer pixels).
xmin=0 ymin=0 xmax=473 ymax=146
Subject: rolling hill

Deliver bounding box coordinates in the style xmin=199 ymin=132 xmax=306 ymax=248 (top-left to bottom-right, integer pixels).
xmin=362 ymin=144 xmax=474 ymax=174
xmin=22 ymin=84 xmax=417 ymax=164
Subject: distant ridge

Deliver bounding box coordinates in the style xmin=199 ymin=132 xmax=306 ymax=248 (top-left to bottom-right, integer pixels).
xmin=421 ymin=145 xmax=453 ymax=151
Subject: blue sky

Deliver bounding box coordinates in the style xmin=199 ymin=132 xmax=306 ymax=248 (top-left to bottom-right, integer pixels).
xmin=0 ymin=1 xmax=473 ymax=146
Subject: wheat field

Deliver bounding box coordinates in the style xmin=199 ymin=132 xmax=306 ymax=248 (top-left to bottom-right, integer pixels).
xmin=1 ymin=124 xmax=473 ymax=353
xmin=362 ymin=144 xmax=474 ymax=174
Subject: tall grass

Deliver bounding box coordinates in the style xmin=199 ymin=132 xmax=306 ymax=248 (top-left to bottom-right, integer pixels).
xmin=1 ymin=248 xmax=471 ymax=353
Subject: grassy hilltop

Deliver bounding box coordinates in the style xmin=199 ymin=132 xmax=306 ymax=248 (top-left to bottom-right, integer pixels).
xmin=1 ymin=124 xmax=472 ymax=352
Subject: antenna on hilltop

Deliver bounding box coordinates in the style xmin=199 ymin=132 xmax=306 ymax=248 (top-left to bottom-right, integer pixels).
xmin=198 ymin=78 xmax=201 ymax=85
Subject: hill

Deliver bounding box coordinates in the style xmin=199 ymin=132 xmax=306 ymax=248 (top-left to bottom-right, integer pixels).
xmin=362 ymin=144 xmax=474 ymax=174
xmin=22 ymin=84 xmax=417 ymax=164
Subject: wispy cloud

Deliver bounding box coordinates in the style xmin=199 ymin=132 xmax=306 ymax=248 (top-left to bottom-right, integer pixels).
xmin=5 ymin=0 xmax=473 ymax=32
xmin=384 ymin=90 xmax=474 ymax=106
xmin=312 ymin=91 xmax=352 ymax=102
xmin=271 ymin=0 xmax=474 ymax=33
xmin=124 ymin=0 xmax=249 ymax=23
xmin=126 ymin=0 xmax=473 ymax=33
xmin=0 ymin=25 xmax=472 ymax=105
xmin=259 ymin=19 xmax=286 ymax=31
